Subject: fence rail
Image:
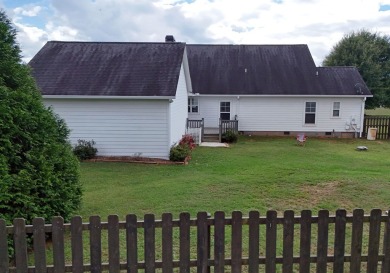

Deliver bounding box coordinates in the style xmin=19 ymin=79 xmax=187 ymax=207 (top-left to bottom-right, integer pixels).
xmin=363 ymin=115 xmax=390 ymax=140
xmin=1 ymin=209 xmax=390 ymax=273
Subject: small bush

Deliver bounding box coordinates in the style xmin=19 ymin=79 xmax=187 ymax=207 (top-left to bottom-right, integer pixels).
xmin=179 ymin=134 xmax=196 ymax=150
xmin=170 ymin=135 xmax=197 ymax=162
xmin=169 ymin=144 xmax=190 ymax=162
xmin=222 ymin=130 xmax=238 ymax=143
xmin=73 ymin=139 xmax=98 ymax=160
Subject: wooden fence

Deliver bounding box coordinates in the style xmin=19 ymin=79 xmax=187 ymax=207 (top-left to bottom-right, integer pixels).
xmin=363 ymin=116 xmax=390 ymax=140
xmin=1 ymin=209 xmax=390 ymax=273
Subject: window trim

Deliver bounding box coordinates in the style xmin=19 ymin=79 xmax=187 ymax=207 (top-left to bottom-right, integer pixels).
xmin=188 ymin=97 xmax=199 ymax=113
xmin=304 ymin=101 xmax=316 ymax=125
xmin=332 ymin=101 xmax=341 ymax=118
xmin=220 ymin=101 xmax=231 ymax=120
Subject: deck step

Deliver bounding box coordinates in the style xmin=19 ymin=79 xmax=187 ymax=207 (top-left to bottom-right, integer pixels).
xmin=202 ymin=134 xmax=220 ymax=142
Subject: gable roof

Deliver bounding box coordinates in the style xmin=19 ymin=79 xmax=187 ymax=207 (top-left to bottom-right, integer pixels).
xmin=186 ymin=44 xmax=371 ymax=96
xmin=314 ymin=67 xmax=371 ymax=96
xmin=29 ymin=41 xmax=186 ymax=97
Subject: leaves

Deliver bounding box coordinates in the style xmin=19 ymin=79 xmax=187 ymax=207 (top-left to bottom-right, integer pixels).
xmin=0 ymin=9 xmax=82 ymax=230
xmin=323 ymin=30 xmax=390 ymax=109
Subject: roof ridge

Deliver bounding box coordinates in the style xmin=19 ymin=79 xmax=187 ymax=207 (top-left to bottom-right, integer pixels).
xmin=47 ymin=40 xmax=186 ymax=45
xmin=187 ymin=43 xmax=308 ymax=46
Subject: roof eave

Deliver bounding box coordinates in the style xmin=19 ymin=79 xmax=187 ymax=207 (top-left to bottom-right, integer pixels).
xmin=188 ymin=94 xmax=373 ymax=98
xmin=42 ymin=95 xmax=176 ymax=100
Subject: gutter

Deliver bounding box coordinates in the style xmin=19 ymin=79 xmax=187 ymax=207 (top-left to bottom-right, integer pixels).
xmin=187 ymin=94 xmax=372 ymax=98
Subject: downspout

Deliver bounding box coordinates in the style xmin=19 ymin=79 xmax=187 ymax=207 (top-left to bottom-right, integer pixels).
xmin=359 ymin=97 xmax=366 ymax=138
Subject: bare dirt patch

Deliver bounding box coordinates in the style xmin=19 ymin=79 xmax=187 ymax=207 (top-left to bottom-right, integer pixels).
xmin=301 ymin=181 xmax=340 ymax=207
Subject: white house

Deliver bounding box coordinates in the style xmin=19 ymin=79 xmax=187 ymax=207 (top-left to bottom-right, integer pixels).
xmin=29 ymin=40 xmax=192 ymax=159
xmin=29 ymin=39 xmax=372 ymax=159
xmin=186 ymin=45 xmax=371 ymax=138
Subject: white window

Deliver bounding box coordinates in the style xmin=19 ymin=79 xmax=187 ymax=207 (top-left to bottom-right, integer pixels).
xmin=188 ymin=98 xmax=199 ymax=113
xmin=305 ymin=102 xmax=316 ymax=124
xmin=332 ymin=102 xmax=340 ymax=117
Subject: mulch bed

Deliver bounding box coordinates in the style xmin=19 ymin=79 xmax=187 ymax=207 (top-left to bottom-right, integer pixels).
xmin=85 ymin=156 xmax=189 ymax=165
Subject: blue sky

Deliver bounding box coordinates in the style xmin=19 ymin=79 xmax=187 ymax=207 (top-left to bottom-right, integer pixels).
xmin=1 ymin=0 xmax=390 ymax=64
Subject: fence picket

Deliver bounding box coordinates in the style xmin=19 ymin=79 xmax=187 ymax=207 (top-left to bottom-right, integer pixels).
xmin=333 ymin=209 xmax=346 ymax=273
xmin=13 ymin=218 xmax=28 ymax=273
xmin=197 ymin=212 xmax=208 ymax=273
xmin=126 ymin=214 xmax=138 ymax=273
xmin=266 ymin=210 xmax=277 ymax=273
xmin=350 ymin=209 xmax=364 ymax=273
xmin=52 ymin=217 xmax=65 ymax=273
xmin=180 ymin=212 xmax=191 ymax=273
xmin=0 ymin=219 xmax=9 ymax=273
xmin=32 ymin=218 xmax=47 ymax=273
xmin=71 ymin=216 xmax=84 ymax=273
xmin=90 ymin=215 xmax=102 ymax=273
xmin=214 ymin=211 xmax=225 ymax=273
xmin=382 ymin=211 xmax=390 ymax=273
xmin=367 ymin=209 xmax=382 ymax=273
xmin=316 ymin=210 xmax=329 ymax=273
xmin=231 ymin=211 xmax=242 ymax=273
xmin=299 ymin=210 xmax=311 ymax=273
xmin=282 ymin=210 xmax=294 ymax=273
xmin=162 ymin=213 xmax=173 ymax=273
xmin=108 ymin=215 xmax=120 ymax=273
xmin=144 ymin=214 xmax=156 ymax=273
xmin=248 ymin=211 xmax=260 ymax=273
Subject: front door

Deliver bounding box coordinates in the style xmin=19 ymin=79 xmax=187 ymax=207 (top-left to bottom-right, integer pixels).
xmin=220 ymin=101 xmax=230 ymax=120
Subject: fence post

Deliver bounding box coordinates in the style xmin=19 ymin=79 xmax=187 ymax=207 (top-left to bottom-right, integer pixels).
xmin=201 ymin=118 xmax=204 ymax=142
xmin=219 ymin=119 xmax=222 ymax=143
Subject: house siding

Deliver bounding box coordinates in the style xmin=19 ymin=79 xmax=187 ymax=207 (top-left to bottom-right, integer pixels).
xmin=44 ymin=99 xmax=170 ymax=159
xmin=188 ymin=97 xmax=238 ymax=128
xmin=169 ymin=63 xmax=189 ymax=146
xmin=189 ymin=96 xmax=365 ymax=134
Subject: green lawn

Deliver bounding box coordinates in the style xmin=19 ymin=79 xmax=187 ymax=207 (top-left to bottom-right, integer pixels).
xmin=365 ymin=107 xmax=390 ymax=115
xmin=78 ymin=136 xmax=390 ymax=220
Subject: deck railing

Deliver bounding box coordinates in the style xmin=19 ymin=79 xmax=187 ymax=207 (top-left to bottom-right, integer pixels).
xmin=186 ymin=118 xmax=204 ymax=143
xmin=219 ymin=117 xmax=239 ymax=142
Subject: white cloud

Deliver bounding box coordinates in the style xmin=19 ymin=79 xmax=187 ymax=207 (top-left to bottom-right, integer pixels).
xmin=14 ymin=5 xmax=42 ymax=17
xmin=2 ymin=0 xmax=390 ymax=64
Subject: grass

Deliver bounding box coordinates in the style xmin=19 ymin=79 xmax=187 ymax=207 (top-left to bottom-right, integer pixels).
xmin=365 ymin=107 xmax=390 ymax=115
xmin=78 ymin=136 xmax=390 ymax=219
xmin=24 ymin=136 xmax=390 ymax=270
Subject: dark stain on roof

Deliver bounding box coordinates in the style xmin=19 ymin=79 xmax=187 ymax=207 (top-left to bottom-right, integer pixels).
xmin=29 ymin=42 xmax=371 ymax=97
xmin=186 ymin=44 xmax=371 ymax=96
xmin=29 ymin=41 xmax=186 ymax=97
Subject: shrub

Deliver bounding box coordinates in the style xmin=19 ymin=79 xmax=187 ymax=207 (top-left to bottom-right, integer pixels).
xmin=170 ymin=135 xmax=196 ymax=162
xmin=0 ymin=10 xmax=82 ymax=257
xmin=73 ymin=139 xmax=98 ymax=160
xmin=169 ymin=144 xmax=190 ymax=162
xmin=179 ymin=134 xmax=196 ymax=150
xmin=222 ymin=130 xmax=238 ymax=143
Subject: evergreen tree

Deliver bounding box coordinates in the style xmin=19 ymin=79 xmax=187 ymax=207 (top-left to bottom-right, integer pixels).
xmin=0 ymin=10 xmax=82 ymax=226
xmin=323 ymin=30 xmax=390 ymax=109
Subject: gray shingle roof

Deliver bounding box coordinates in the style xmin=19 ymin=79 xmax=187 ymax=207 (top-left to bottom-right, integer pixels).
xmin=186 ymin=44 xmax=371 ymax=96
xmin=29 ymin=41 xmax=186 ymax=97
